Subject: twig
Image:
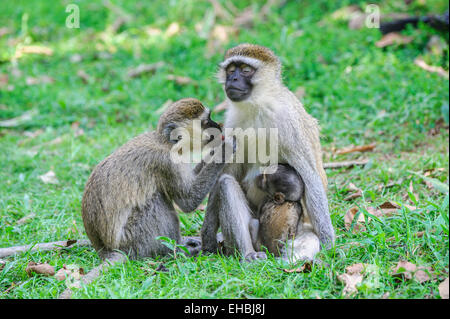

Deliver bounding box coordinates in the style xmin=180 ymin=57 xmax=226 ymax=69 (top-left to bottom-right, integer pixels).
xmin=323 ymin=159 xmax=369 ymax=169
xmin=0 ymin=240 xmax=91 ymax=258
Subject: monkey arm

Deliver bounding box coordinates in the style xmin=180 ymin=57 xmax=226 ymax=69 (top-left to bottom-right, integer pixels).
xmin=279 ymin=121 xmax=335 ymax=249
xmin=172 ymin=162 xmax=226 ymax=213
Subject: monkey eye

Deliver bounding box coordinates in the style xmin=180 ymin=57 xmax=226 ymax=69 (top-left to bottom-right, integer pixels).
xmin=226 ymin=64 xmax=236 ymax=75
xmin=241 ymin=65 xmax=254 ymax=75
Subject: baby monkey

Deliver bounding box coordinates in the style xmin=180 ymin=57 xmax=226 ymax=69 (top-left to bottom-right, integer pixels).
xmin=249 ymin=164 xmax=305 ymax=256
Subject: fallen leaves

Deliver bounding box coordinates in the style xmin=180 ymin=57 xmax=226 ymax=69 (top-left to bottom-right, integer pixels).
xmin=127 ymin=62 xmax=165 ymax=78
xmin=26 ymin=262 xmax=55 ymax=277
xmin=282 ymin=262 xmax=313 ymax=274
xmin=14 ymin=45 xmax=53 ymax=59
xmin=337 ymin=263 xmax=368 ymax=296
xmin=166 ymin=74 xmax=196 ymax=86
xmin=344 ymin=206 xmax=367 ymax=233
xmin=38 ymin=170 xmax=59 ymax=185
xmin=414 ymin=58 xmax=449 ymax=79
xmin=376 ymin=32 xmax=413 ymax=48
xmin=55 ymin=264 xmax=85 ymax=288
xmin=343 ymin=183 xmax=363 ymax=201
xmin=0 ymin=110 xmax=38 ymax=128
xmin=26 ymin=75 xmax=54 ymax=85
xmin=391 ymin=261 xmax=434 ymax=283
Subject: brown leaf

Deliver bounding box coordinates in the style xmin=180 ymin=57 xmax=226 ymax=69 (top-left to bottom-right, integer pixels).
xmin=165 ymin=22 xmax=181 ymax=37
xmin=335 ymin=143 xmax=376 ymax=155
xmin=414 ymin=58 xmax=449 ymax=79
xmin=338 ymin=273 xmax=363 ymax=296
xmin=71 ymin=121 xmax=85 ymax=137
xmin=439 ymin=278 xmax=449 ymax=299
xmin=283 ymin=262 xmax=313 ymax=273
xmin=344 ymin=184 xmax=363 ymax=201
xmin=376 ymin=32 xmax=413 ymax=48
xmin=15 ymin=45 xmax=53 ymax=59
xmin=55 ymin=264 xmax=84 ymax=282
xmin=346 ymin=263 xmax=368 ymax=275
xmin=0 ymin=27 xmax=11 ymax=38
xmin=76 ymin=70 xmax=91 ymax=84
xmin=39 ymin=170 xmax=59 ymax=185
xmin=0 ymin=110 xmax=37 ymax=128
xmin=26 ymin=75 xmax=54 ymax=85
xmin=127 ymin=62 xmax=164 ymax=78
xmin=25 ymin=262 xmax=55 ymax=277
xmin=166 ymin=74 xmax=196 ymax=86
xmin=391 ymin=261 xmax=433 ymax=283
xmin=344 ymin=206 xmax=367 ymax=233
xmin=16 ymin=212 xmax=36 ymax=225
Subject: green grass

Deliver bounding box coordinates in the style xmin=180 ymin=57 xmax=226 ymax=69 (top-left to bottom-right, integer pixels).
xmin=0 ymin=0 xmax=448 ymax=299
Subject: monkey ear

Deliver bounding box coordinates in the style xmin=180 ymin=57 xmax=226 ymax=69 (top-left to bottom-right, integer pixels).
xmin=273 ymin=192 xmax=285 ymax=205
xmin=163 ymin=123 xmax=178 ymax=144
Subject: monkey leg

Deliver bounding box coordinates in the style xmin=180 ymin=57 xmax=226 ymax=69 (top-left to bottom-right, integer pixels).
xmin=280 ymin=221 xmax=320 ymax=263
xmin=206 ymin=174 xmax=266 ymax=261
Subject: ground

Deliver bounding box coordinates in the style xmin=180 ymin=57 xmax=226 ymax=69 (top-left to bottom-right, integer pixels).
xmin=0 ymin=0 xmax=448 ymax=298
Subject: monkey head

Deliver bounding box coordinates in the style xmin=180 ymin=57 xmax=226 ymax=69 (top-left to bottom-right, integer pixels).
xmin=255 ymin=164 xmax=304 ymax=203
xmin=218 ymin=43 xmax=282 ymax=102
xmin=157 ymin=98 xmax=222 ymax=149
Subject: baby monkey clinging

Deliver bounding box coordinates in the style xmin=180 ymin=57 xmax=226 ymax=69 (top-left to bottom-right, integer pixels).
xmin=250 ymin=164 xmax=305 ymax=255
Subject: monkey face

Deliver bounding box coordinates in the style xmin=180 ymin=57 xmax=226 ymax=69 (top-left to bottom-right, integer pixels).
xmin=225 ymin=63 xmax=255 ymax=102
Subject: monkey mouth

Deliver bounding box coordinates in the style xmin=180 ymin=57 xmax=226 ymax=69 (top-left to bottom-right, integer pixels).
xmin=226 ymin=87 xmax=250 ymax=101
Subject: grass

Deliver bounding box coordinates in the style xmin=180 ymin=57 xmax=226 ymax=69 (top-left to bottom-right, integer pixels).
xmin=0 ymin=0 xmax=448 ymax=299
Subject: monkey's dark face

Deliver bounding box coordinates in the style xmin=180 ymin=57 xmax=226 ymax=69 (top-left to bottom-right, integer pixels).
xmin=225 ymin=63 xmax=255 ymax=102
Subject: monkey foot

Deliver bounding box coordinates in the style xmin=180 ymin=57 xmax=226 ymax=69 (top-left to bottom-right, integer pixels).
xmin=244 ymin=251 xmax=267 ymax=262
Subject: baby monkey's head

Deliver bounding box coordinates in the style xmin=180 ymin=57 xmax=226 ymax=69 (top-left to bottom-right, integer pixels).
xmin=157 ymin=98 xmax=222 ymax=148
xmin=256 ymin=164 xmax=304 ymax=204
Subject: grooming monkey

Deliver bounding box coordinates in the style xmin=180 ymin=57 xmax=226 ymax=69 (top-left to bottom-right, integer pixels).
xmin=249 ymin=164 xmax=304 ymax=256
xmin=82 ymin=98 xmax=232 ymax=262
xmin=201 ymin=44 xmax=333 ymax=262
xmin=60 ymin=98 xmax=231 ymax=299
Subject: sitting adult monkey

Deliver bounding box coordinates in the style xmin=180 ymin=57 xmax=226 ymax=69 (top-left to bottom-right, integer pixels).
xmin=201 ymin=44 xmax=334 ymax=262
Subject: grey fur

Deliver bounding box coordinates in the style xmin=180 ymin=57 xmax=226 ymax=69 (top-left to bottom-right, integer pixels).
xmin=201 ymin=44 xmax=335 ymax=262
xmin=82 ymin=98 xmax=228 ymax=260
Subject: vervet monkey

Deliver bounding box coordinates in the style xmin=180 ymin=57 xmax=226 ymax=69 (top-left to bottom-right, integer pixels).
xmin=249 ymin=164 xmax=304 ymax=256
xmin=82 ymin=98 xmax=232 ymax=261
xmin=201 ymin=44 xmax=333 ymax=262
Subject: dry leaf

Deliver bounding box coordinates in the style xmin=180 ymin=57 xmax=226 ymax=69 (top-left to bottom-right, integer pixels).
xmin=283 ymin=262 xmax=312 ymax=273
xmin=414 ymin=58 xmax=449 ymax=79
xmin=16 ymin=212 xmax=36 ymax=225
xmin=346 ymin=263 xmax=368 ymax=275
xmin=76 ymin=70 xmax=91 ymax=84
xmin=71 ymin=122 xmax=85 ymax=137
xmin=344 ymin=184 xmax=363 ymax=201
xmin=127 ymin=62 xmax=164 ymax=78
xmin=439 ymin=278 xmax=449 ymax=299
xmin=344 ymin=206 xmax=367 ymax=232
xmin=15 ymin=45 xmax=53 ymax=59
xmin=0 ymin=27 xmax=11 ymax=38
xmin=55 ymin=264 xmax=85 ymax=281
xmin=165 ymin=22 xmax=180 ymax=37
xmin=335 ymin=143 xmax=376 ymax=155
xmin=0 ymin=110 xmax=37 ymax=128
xmin=375 ymin=32 xmax=413 ymax=48
xmin=338 ymin=272 xmax=363 ymax=296
xmin=39 ymin=170 xmax=59 ymax=184
xmin=26 ymin=75 xmax=54 ymax=85
xmin=166 ymin=74 xmax=196 ymax=86
xmin=391 ymin=261 xmax=433 ymax=283
xmin=25 ymin=262 xmax=55 ymax=277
